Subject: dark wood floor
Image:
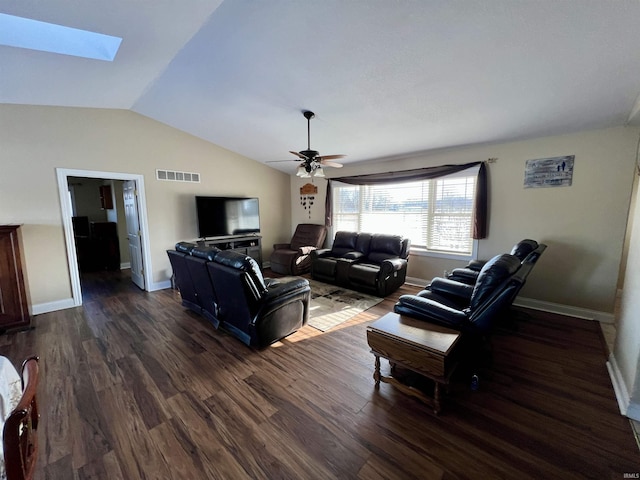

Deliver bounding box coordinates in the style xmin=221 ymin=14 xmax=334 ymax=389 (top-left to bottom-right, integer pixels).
xmin=0 ymin=269 xmax=638 ymax=479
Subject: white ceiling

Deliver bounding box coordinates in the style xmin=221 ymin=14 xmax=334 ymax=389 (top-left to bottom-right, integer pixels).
xmin=3 ymin=1 xmax=640 ymax=173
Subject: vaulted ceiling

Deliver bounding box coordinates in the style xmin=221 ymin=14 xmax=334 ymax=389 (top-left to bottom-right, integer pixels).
xmin=3 ymin=1 xmax=640 ymax=173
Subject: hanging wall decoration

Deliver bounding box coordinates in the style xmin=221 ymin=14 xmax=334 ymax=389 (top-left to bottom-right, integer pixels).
xmin=524 ymin=155 xmax=574 ymax=188
xmin=300 ymin=183 xmax=318 ymax=219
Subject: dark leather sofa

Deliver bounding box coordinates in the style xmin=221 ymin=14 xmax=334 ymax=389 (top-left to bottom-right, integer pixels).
xmin=167 ymin=242 xmax=310 ymax=348
xmin=311 ymin=231 xmax=410 ymax=296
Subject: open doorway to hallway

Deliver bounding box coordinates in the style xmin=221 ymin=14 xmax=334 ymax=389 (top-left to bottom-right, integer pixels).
xmin=56 ymin=168 xmax=153 ymax=307
xmin=67 ymin=177 xmax=138 ymax=299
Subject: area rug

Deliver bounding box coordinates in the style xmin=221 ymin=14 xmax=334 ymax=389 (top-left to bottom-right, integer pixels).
xmin=307 ymin=279 xmax=383 ymax=332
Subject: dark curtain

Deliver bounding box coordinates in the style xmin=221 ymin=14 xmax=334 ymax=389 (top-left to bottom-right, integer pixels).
xmin=325 ymin=161 xmax=488 ymax=239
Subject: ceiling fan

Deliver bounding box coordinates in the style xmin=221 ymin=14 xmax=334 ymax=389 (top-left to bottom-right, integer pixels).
xmin=269 ymin=110 xmax=345 ymax=177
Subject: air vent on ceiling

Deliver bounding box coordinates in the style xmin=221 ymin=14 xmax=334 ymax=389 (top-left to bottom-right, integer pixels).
xmin=156 ymin=169 xmax=200 ymax=183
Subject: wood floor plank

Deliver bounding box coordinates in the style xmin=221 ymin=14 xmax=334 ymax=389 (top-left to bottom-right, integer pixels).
xmin=0 ymin=269 xmax=636 ymax=479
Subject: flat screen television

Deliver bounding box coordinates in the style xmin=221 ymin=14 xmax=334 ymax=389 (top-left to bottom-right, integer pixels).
xmin=195 ymin=196 xmax=260 ymax=238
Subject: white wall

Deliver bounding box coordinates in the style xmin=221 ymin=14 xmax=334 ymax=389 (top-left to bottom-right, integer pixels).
xmin=0 ymin=104 xmax=291 ymax=309
xmin=611 ymin=171 xmax=640 ymax=421
xmin=293 ymin=126 xmax=639 ymax=316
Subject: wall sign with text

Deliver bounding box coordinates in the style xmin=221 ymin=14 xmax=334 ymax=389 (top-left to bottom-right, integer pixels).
xmin=524 ymin=155 xmax=574 ymax=188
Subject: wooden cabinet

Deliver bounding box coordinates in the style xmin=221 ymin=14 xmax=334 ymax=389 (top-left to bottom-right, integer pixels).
xmin=99 ymin=185 xmax=113 ymax=210
xmin=201 ymin=235 xmax=262 ymax=266
xmin=0 ymin=225 xmax=30 ymax=330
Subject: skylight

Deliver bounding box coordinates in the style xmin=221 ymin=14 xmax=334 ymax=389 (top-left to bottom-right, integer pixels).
xmin=0 ymin=13 xmax=122 ymax=61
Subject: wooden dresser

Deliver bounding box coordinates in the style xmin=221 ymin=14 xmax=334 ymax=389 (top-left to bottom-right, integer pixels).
xmin=0 ymin=225 xmax=30 ymax=331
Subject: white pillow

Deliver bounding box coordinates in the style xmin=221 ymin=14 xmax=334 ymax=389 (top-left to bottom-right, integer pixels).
xmin=0 ymin=358 xmax=21 ymax=480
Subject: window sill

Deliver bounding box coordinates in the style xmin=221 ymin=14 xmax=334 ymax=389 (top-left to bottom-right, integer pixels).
xmin=409 ymin=240 xmax=478 ymax=262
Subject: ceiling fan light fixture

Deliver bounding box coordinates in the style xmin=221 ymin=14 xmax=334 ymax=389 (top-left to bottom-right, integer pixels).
xmin=296 ymin=165 xmax=310 ymax=178
xmin=314 ymin=166 xmax=325 ymax=177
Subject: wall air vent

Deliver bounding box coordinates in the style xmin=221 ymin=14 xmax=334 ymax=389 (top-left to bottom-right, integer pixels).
xmin=156 ymin=170 xmax=200 ymax=183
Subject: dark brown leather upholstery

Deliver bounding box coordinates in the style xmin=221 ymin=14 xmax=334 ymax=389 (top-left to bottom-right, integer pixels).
xmin=311 ymin=231 xmax=410 ymax=296
xmin=448 ymin=239 xmax=539 ymax=285
xmin=394 ymin=244 xmax=546 ymax=334
xmin=270 ymin=224 xmax=327 ymax=275
xmin=166 ymin=242 xmax=200 ymax=314
xmin=168 ymin=245 xmax=310 ymax=348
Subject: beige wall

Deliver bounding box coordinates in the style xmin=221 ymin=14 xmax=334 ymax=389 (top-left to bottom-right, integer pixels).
xmin=0 ymin=104 xmax=291 ymax=308
xmin=292 ymin=126 xmax=639 ymax=314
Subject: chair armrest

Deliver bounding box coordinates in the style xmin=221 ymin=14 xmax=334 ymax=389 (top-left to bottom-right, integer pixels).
xmin=342 ymin=251 xmax=365 ymax=261
xmin=263 ymin=277 xmax=310 ymax=301
xmin=311 ymin=248 xmax=332 ymax=260
xmin=273 ymin=243 xmax=291 ymax=251
xmin=297 ymin=246 xmax=317 ymax=255
xmin=428 ymin=277 xmax=474 ymax=301
xmin=448 ymin=267 xmax=479 ymax=285
xmin=466 ymin=259 xmax=486 ymax=271
xmin=394 ymin=295 xmax=468 ymax=327
xmin=380 ymin=257 xmax=406 ymax=275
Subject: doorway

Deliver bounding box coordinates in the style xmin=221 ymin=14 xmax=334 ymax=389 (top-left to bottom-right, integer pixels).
xmin=56 ymin=168 xmax=153 ymax=306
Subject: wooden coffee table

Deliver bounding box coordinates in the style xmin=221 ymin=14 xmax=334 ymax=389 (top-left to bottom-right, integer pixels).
xmin=366 ymin=312 xmax=461 ymax=414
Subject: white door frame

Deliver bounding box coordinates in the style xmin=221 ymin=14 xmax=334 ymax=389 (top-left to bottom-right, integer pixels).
xmin=56 ymin=168 xmax=154 ymax=306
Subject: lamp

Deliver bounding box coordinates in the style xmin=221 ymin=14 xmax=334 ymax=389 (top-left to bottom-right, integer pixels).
xmin=296 ymin=165 xmax=311 ymax=178
xmin=314 ymin=166 xmax=325 ymax=177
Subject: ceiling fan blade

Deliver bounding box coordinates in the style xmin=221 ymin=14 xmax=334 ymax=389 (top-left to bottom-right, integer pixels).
xmin=319 ymin=160 xmax=343 ymax=168
xmin=318 ymin=154 xmax=346 ymax=160
xmin=289 ymin=150 xmax=307 ymax=159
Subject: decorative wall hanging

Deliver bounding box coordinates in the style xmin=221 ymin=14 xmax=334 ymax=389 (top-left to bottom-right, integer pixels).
xmin=300 ymin=183 xmax=318 ymax=219
xmin=524 ymin=155 xmax=574 ymax=188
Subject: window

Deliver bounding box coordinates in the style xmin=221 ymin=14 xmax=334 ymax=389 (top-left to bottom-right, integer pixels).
xmin=332 ymin=167 xmax=479 ymax=256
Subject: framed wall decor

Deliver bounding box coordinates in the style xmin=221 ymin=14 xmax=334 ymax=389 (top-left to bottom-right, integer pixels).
xmin=524 ymin=155 xmax=574 ymax=188
xmin=300 ymin=183 xmax=318 ymax=218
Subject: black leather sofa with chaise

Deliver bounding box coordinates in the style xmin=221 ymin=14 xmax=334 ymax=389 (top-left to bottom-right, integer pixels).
xmin=311 ymin=231 xmax=410 ymax=296
xmin=168 ymin=244 xmax=310 ymax=348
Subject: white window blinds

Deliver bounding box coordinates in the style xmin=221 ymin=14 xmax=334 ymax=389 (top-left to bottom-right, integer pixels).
xmin=332 ymin=168 xmax=478 ymax=255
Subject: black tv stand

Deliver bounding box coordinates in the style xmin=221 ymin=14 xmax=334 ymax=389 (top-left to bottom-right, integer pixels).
xmin=198 ymin=234 xmax=262 ymax=266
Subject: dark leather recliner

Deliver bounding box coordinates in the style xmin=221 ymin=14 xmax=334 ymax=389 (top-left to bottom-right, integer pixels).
xmin=394 ymin=253 xmax=523 ymax=335
xmin=311 ymin=231 xmax=410 ymax=296
xmin=448 ymin=239 xmax=539 ymax=285
xmin=207 ymin=250 xmax=311 ymax=348
xmin=270 ymin=223 xmax=327 ymax=275
xmin=184 ymin=246 xmax=221 ymax=327
xmin=167 ymin=242 xmax=200 ymax=314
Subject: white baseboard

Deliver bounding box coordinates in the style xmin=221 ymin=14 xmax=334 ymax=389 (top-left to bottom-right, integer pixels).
xmin=626 ymin=401 xmax=640 ymax=422
xmin=120 ymin=262 xmax=131 ymax=270
xmin=405 ymin=276 xmax=428 ymax=287
xmin=607 ymin=354 xmax=630 ymax=416
xmin=31 ymin=298 xmax=76 ymax=315
xmin=513 ymin=297 xmax=615 ymax=323
xmin=149 ymin=280 xmax=171 ymax=291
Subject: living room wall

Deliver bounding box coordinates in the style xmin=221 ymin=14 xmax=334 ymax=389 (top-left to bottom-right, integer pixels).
xmin=290 ymin=126 xmax=639 ymax=318
xmin=0 ymin=104 xmax=291 ymax=310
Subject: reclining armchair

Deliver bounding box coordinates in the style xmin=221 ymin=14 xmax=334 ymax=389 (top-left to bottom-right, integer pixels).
xmin=184 ymin=246 xmax=221 ymax=328
xmin=166 ymin=242 xmax=201 ymax=314
xmin=448 ymin=239 xmax=540 ymax=285
xmin=270 ymin=224 xmax=327 ymax=275
xmin=394 ymin=253 xmax=523 ymax=335
xmin=207 ymin=250 xmax=311 ymax=348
